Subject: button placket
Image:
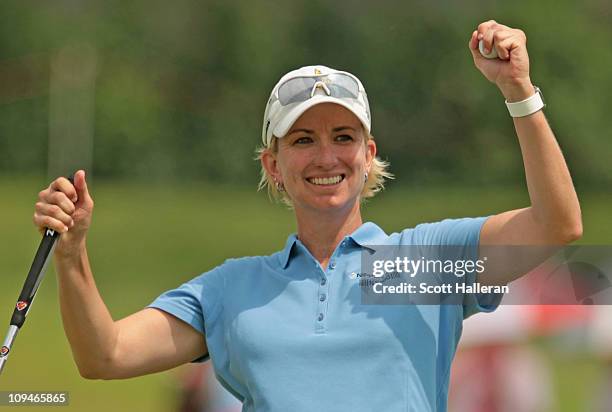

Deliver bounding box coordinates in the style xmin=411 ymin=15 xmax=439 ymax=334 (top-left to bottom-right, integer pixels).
xmin=316 ymin=260 xmax=336 ymax=333
xmin=314 ymin=239 xmax=348 ymax=333
xmin=316 ymin=278 xmax=329 ymax=333
xmin=315 ymin=263 xmax=329 ymax=333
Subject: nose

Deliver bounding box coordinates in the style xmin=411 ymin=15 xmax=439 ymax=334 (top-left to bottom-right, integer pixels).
xmin=313 ymin=138 xmax=338 ymax=168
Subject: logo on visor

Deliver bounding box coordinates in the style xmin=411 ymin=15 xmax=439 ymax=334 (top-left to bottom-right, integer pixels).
xmin=314 ymin=68 xmax=322 ymax=75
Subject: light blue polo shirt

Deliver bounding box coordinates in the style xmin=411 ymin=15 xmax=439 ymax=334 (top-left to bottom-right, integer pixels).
xmin=148 ymin=217 xmax=500 ymax=412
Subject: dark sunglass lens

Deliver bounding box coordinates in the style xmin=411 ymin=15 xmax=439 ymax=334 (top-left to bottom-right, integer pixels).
xmin=327 ymin=74 xmax=359 ymax=98
xmin=328 ymin=83 xmax=355 ymax=98
xmin=277 ymin=74 xmax=359 ymax=105
xmin=278 ymin=78 xmax=316 ymax=105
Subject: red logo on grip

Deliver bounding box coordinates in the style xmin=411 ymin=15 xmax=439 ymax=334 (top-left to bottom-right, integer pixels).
xmin=16 ymin=301 xmax=28 ymax=311
xmin=0 ymin=346 xmax=8 ymax=357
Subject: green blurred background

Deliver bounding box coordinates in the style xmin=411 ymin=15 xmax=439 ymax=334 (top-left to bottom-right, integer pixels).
xmin=1 ymin=0 xmax=610 ymax=411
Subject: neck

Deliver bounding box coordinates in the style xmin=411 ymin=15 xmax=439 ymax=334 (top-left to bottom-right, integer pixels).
xmin=294 ymin=201 xmax=363 ymax=268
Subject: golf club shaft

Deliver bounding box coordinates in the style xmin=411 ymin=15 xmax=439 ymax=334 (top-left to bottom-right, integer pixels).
xmin=0 ymin=175 xmax=73 ymax=375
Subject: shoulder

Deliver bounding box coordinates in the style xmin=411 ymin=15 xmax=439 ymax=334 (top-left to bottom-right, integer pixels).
xmin=201 ymin=252 xmax=283 ymax=281
xmin=394 ymin=216 xmax=490 ymax=245
xmin=218 ymin=253 xmax=281 ymax=271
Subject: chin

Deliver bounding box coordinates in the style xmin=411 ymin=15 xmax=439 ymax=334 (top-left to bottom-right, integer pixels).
xmin=302 ymin=194 xmax=359 ymax=213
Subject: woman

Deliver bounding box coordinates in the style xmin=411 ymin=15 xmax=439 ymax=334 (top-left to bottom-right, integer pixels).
xmin=33 ymin=21 xmax=581 ymax=411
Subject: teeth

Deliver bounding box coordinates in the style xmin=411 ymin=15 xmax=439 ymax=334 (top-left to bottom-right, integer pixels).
xmin=309 ymin=175 xmax=343 ymax=185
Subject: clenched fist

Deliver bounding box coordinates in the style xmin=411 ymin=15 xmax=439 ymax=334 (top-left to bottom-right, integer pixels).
xmin=33 ymin=170 xmax=94 ymax=257
xmin=469 ymin=20 xmax=535 ymax=102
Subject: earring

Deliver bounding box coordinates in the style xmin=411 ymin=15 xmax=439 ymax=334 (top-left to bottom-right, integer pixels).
xmin=275 ymin=179 xmax=285 ymax=192
xmin=364 ymin=172 xmax=369 ymax=183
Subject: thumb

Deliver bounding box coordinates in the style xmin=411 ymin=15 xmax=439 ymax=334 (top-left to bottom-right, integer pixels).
xmin=468 ymin=30 xmax=492 ymax=64
xmin=74 ymin=169 xmax=93 ymax=206
xmin=468 ymin=30 xmax=481 ymax=60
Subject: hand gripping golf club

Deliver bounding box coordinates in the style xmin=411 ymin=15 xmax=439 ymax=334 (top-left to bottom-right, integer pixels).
xmin=0 ymin=174 xmax=74 ymax=375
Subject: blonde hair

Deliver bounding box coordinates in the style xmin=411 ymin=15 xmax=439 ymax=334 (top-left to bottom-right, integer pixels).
xmin=255 ymin=132 xmax=393 ymax=207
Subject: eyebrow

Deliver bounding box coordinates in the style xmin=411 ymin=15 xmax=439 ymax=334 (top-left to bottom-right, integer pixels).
xmin=287 ymin=126 xmax=357 ymax=135
xmin=288 ymin=128 xmax=314 ymax=135
xmin=332 ymin=126 xmax=357 ymax=132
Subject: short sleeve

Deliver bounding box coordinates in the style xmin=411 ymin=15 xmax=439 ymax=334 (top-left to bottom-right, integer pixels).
xmin=146 ymin=267 xmax=225 ymax=363
xmin=412 ymin=216 xmax=502 ymax=319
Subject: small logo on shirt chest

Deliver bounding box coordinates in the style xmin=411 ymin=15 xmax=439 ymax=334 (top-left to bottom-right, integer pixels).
xmin=349 ymin=271 xmax=400 ymax=286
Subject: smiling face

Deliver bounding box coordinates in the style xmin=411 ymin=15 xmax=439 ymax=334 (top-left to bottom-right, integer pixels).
xmin=261 ymin=103 xmax=376 ymax=214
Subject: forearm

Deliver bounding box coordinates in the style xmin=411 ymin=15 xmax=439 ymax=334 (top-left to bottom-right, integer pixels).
xmin=513 ymin=107 xmax=582 ymax=240
xmin=54 ymin=240 xmax=118 ymax=378
xmin=498 ymin=78 xmax=582 ymax=242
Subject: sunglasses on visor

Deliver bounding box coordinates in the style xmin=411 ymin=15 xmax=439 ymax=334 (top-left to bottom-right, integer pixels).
xmin=276 ymin=73 xmax=361 ymax=105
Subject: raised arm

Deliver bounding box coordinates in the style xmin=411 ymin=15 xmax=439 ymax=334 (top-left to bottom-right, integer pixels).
xmin=34 ymin=170 xmax=207 ymax=379
xmin=467 ymin=21 xmax=582 ymax=284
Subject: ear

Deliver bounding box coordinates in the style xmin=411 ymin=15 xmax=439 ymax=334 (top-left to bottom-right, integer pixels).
xmin=365 ymin=138 xmax=376 ymax=173
xmin=261 ymin=148 xmax=282 ymax=183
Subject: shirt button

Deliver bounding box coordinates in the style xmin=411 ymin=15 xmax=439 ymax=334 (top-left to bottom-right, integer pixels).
xmin=320 ymin=278 xmax=326 ymax=285
xmin=318 ymin=313 xmax=324 ymax=321
xmin=329 ymin=262 xmax=336 ymax=270
xmin=320 ymin=294 xmax=326 ymax=302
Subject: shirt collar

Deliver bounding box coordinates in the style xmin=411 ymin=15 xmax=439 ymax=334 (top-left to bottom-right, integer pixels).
xmin=278 ymin=221 xmax=388 ymax=269
xmin=279 ymin=234 xmax=299 ymax=269
xmin=348 ymin=221 xmax=388 ymax=250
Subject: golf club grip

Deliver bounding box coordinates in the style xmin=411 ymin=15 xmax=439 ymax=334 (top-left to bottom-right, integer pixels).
xmin=9 ymin=230 xmax=59 ymax=328
xmin=8 ymin=174 xmax=75 ymax=329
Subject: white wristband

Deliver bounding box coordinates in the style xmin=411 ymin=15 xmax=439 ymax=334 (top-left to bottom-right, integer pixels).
xmin=505 ymin=86 xmax=545 ymax=117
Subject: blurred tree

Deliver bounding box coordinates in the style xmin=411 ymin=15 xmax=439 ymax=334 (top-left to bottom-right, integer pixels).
xmin=0 ymin=0 xmax=610 ymax=190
